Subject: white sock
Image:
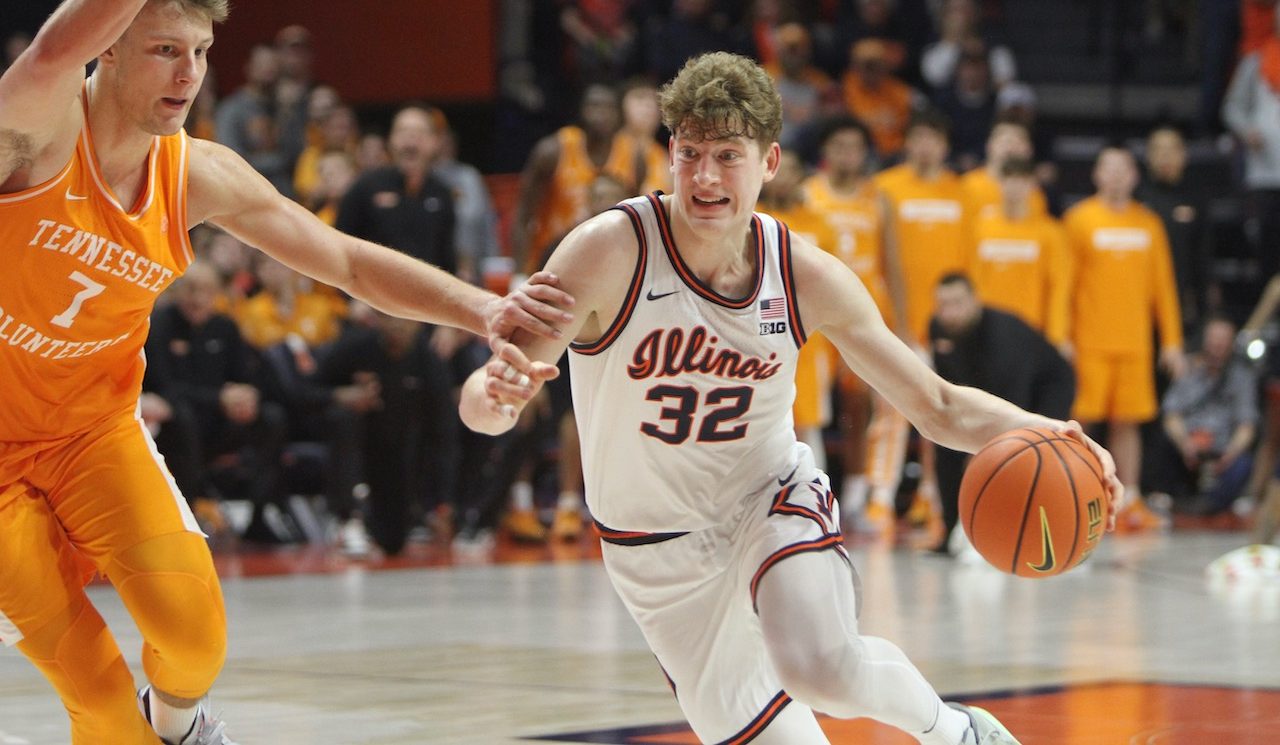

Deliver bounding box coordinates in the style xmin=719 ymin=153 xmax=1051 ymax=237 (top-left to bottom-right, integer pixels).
xmin=918 ymin=700 xmax=971 ymax=745
xmin=557 ymin=491 xmax=582 ymax=512
xmin=145 ymin=687 xmax=200 ymax=743
xmin=510 ymin=481 xmax=534 ymax=511
xmin=842 ymin=474 xmax=869 ymax=512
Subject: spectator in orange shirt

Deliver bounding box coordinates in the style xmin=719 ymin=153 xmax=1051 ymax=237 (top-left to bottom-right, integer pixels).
xmin=1063 ymin=147 xmax=1186 ymax=531
xmin=312 ymin=151 xmax=358 ymax=227
xmin=234 ymin=254 xmax=347 ymax=352
xmin=961 ymin=116 xmax=1049 ymax=218
xmin=968 ymin=156 xmax=1070 ymax=346
xmin=842 ymin=39 xmax=916 ymax=158
xmin=293 ymin=104 xmax=358 ymax=210
xmin=615 ymin=79 xmax=672 ymax=196
xmin=834 ymin=0 xmax=932 ymax=85
xmin=1241 ymin=0 xmax=1279 ymax=58
xmin=511 ymin=84 xmax=623 ymax=273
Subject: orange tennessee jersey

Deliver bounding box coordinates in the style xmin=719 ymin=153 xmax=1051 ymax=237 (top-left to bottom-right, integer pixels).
xmin=1063 ymin=196 xmax=1183 ymax=355
xmin=960 ymin=167 xmax=1048 ymax=219
xmin=235 ymin=291 xmax=346 ymax=350
xmin=970 ymin=210 xmax=1071 ymax=344
xmin=611 ymin=131 xmax=672 ymax=196
xmin=529 ymin=126 xmax=643 ymax=271
xmin=760 ymin=203 xmax=838 ymax=260
xmin=875 ymin=164 xmax=971 ymax=342
xmin=841 ymin=74 xmax=912 ymax=156
xmin=759 ymin=204 xmax=839 ymax=429
xmin=801 ymin=173 xmax=894 ymax=321
xmin=0 ymin=89 xmax=193 ymax=441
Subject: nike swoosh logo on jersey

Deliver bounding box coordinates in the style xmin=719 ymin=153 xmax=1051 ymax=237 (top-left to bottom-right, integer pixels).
xmin=777 ymin=464 xmax=799 ymax=486
xmin=65 ymin=188 xmax=88 ymax=201
xmin=646 ymin=289 xmax=679 ymax=301
xmin=1026 ymin=506 xmax=1057 ymax=573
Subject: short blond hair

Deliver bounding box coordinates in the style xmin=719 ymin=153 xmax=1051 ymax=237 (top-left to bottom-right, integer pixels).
xmin=153 ymin=0 xmax=230 ymax=23
xmin=659 ymin=52 xmax=782 ymax=145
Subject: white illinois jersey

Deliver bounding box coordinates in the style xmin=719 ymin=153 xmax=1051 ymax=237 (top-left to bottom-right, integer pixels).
xmin=570 ymin=193 xmax=809 ymax=533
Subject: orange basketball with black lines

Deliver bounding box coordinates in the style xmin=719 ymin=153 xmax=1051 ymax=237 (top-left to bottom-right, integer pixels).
xmin=959 ymin=427 xmax=1107 ymax=577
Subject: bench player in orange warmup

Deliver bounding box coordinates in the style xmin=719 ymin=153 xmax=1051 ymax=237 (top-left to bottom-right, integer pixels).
xmin=0 ymin=2 xmax=570 ymax=743
xmin=1062 ymin=147 xmax=1186 ymax=531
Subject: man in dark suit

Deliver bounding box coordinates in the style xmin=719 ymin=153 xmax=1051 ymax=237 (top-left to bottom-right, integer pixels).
xmin=928 ymin=271 xmax=1077 ymax=553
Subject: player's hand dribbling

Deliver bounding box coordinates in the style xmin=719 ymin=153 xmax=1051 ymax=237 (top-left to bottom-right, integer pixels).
xmin=1054 ymin=419 xmax=1122 ymax=532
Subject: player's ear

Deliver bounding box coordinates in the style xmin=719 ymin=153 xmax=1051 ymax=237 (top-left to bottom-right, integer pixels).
xmin=761 ymin=141 xmax=782 ymax=182
xmin=98 ymin=43 xmax=118 ymax=67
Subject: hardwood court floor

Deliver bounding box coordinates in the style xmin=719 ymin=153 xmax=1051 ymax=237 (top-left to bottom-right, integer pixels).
xmin=0 ymin=529 xmax=1276 ymax=744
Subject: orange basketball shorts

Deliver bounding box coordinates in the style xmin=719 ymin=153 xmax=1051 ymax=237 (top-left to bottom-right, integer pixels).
xmin=1072 ymin=350 xmax=1157 ymax=423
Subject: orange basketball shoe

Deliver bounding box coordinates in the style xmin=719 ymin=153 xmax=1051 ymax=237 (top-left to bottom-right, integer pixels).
xmin=1118 ymin=497 xmax=1170 ymax=532
xmin=859 ymin=501 xmax=896 ymax=537
xmin=550 ymin=507 xmax=584 ymax=540
xmin=503 ymin=508 xmax=547 ymax=542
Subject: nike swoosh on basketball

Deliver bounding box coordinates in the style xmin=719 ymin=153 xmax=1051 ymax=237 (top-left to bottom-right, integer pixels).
xmin=65 ymin=188 xmax=88 ymax=201
xmin=1027 ymin=506 xmax=1057 ymax=573
xmin=777 ymin=464 xmax=798 ymax=486
xmin=646 ymin=289 xmax=679 ymax=301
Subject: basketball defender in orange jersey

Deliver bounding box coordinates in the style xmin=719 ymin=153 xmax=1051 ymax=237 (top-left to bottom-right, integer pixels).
xmin=0 ymin=2 xmax=569 ymax=744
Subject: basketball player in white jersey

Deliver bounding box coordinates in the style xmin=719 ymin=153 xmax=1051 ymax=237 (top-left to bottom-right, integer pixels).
xmin=463 ymin=52 xmax=1122 ymax=745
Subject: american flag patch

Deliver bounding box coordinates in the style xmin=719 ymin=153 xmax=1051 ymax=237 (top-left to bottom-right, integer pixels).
xmin=759 ymin=297 xmax=786 ymax=319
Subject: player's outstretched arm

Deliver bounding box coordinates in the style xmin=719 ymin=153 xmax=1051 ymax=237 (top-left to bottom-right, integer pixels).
xmin=188 ymin=138 xmax=573 ymax=374
xmin=793 ymin=237 xmax=1122 ymax=526
xmin=460 ymin=209 xmax=636 ymax=435
xmin=0 ymin=1 xmax=147 ymax=177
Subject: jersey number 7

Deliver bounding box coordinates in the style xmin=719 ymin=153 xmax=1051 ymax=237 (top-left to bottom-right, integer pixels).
xmin=50 ymin=271 xmax=107 ymax=329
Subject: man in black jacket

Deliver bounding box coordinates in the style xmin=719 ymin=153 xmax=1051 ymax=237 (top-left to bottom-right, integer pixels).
xmin=143 ymin=262 xmax=288 ymax=541
xmin=335 ymin=104 xmax=457 ymax=275
xmin=927 ymin=272 xmax=1076 ymax=553
xmin=310 ymin=311 xmax=458 ymax=557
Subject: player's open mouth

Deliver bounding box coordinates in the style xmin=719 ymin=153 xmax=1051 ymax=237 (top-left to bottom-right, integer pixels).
xmin=162 ymin=97 xmax=188 ymax=108
xmin=692 ymin=196 xmax=729 ymax=206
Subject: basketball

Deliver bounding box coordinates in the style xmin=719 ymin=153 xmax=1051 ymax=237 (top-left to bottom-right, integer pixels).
xmin=959 ymin=427 xmax=1107 ymax=577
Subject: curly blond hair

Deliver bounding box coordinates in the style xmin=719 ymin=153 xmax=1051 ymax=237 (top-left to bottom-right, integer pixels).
xmin=155 ymin=0 xmax=230 ymax=23
xmin=659 ymin=52 xmax=782 ymax=145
